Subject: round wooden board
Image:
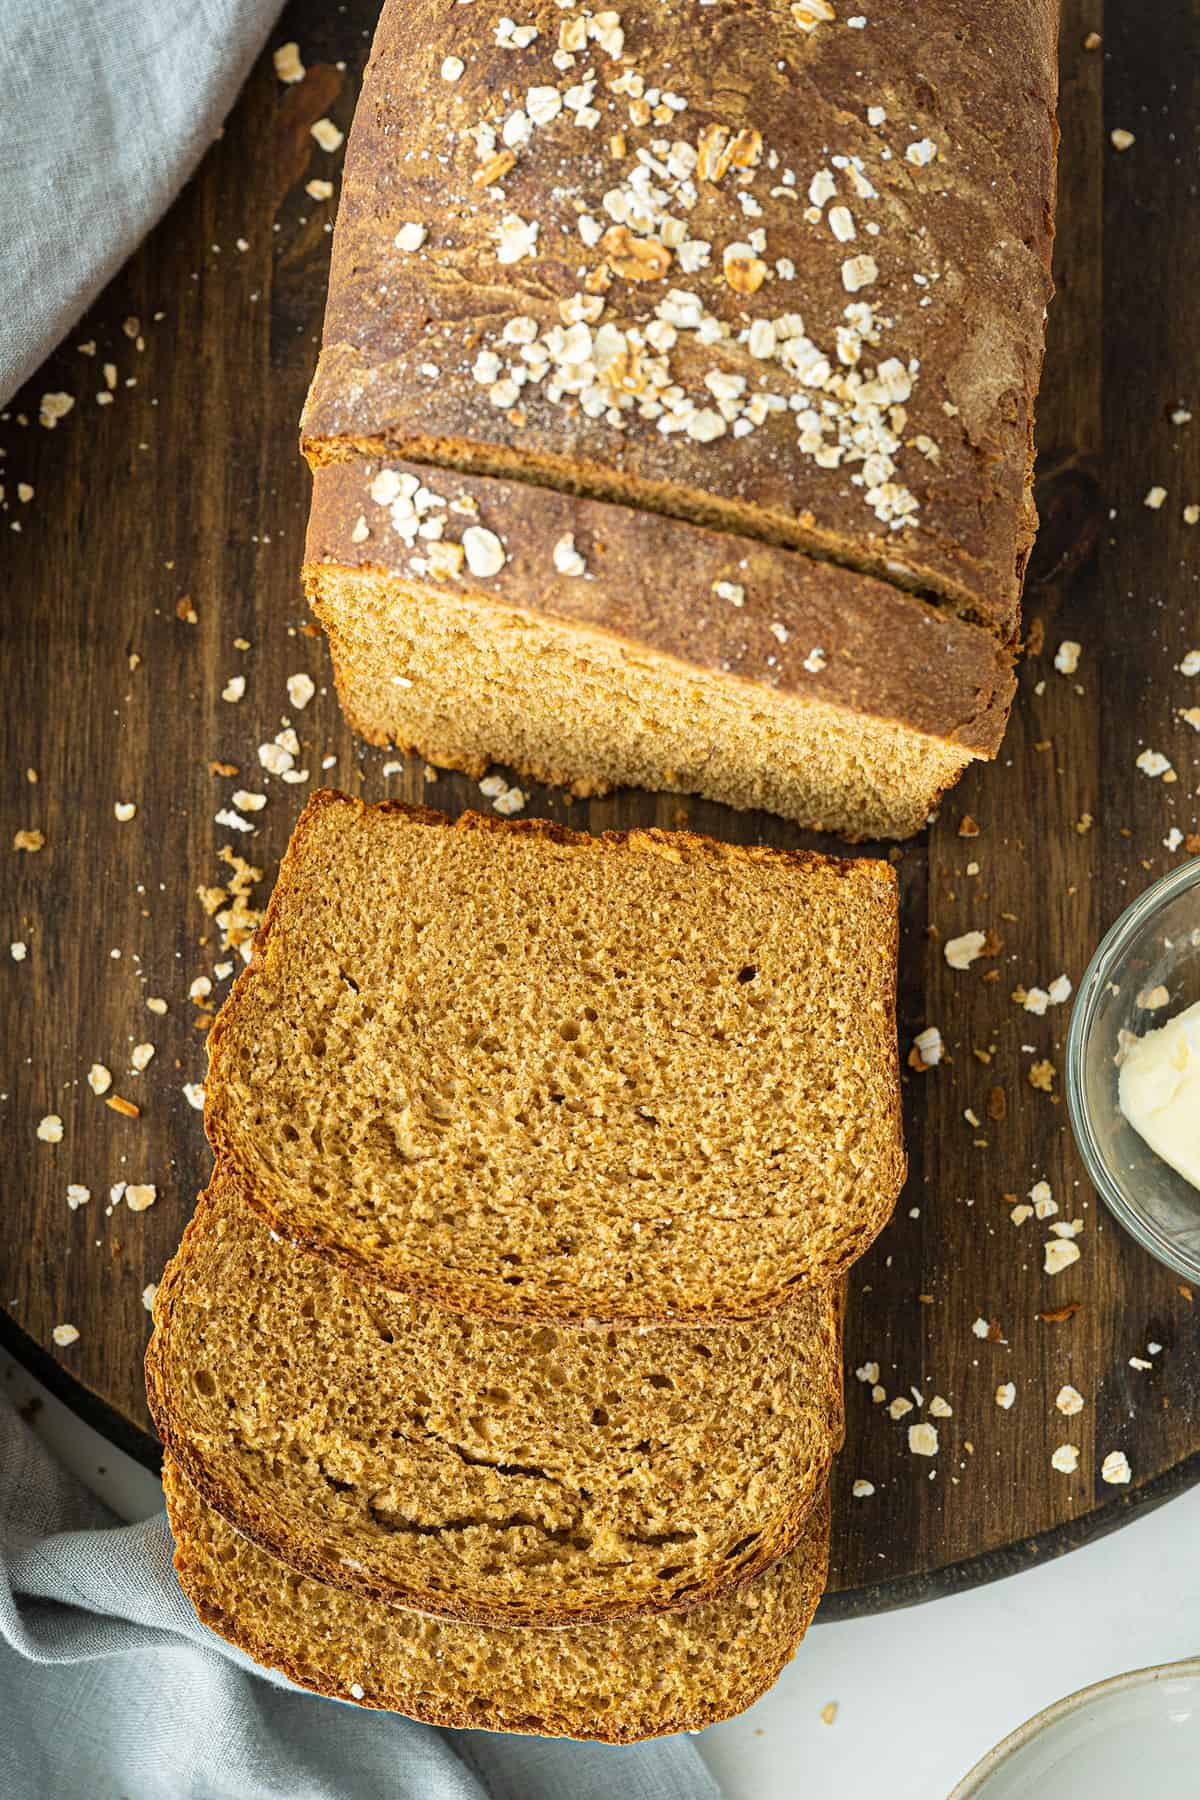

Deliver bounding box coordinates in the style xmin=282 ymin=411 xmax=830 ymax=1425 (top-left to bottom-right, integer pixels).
xmin=3 ymin=0 xmax=1199 ymax=1618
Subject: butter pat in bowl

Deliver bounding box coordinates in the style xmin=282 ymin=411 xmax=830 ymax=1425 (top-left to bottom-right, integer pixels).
xmin=1066 ymin=859 xmax=1200 ymax=1282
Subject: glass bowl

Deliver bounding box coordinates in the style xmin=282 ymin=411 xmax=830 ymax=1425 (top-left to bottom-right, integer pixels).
xmin=1066 ymin=858 xmax=1200 ymax=1283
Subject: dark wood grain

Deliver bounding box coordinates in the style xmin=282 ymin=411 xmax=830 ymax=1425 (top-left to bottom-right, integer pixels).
xmin=3 ymin=0 xmax=1199 ymax=1614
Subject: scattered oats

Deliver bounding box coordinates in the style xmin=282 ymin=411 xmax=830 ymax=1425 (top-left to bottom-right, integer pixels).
xmin=37 ymin=1114 xmax=64 ymax=1143
xmin=1056 ymin=1384 xmax=1085 ymax=1416
xmin=945 ymin=930 xmax=987 ymax=971
xmin=820 ymin=1702 xmax=838 ymax=1726
xmin=222 ymin=675 xmax=246 ymax=703
xmin=233 ymin=791 xmax=267 ymax=814
xmin=351 ymin=514 xmax=369 ymax=543
xmin=183 ymin=1082 xmax=206 ymax=1111
xmin=1136 ymin=749 xmax=1173 ymax=779
xmin=147 ymin=997 xmax=168 ymax=1016
xmin=215 ymin=808 xmax=255 ymax=834
xmin=912 ymin=1025 xmax=943 ymax=1068
xmin=17 ymin=483 xmax=33 ymax=503
xmin=1048 ymin=975 xmax=1073 ymax=1006
xmin=87 ymin=1064 xmax=112 ymax=1097
xmin=113 ymin=801 xmax=136 ymax=822
xmin=495 ymin=213 xmax=539 ymax=265
xmin=791 ymin=0 xmax=836 ymax=31
xmin=1031 ymin=1181 xmax=1057 ymax=1219
xmin=125 ymin=1183 xmax=157 ymax=1213
xmin=552 ymin=533 xmax=587 ymax=576
xmin=995 ymin=1382 xmax=1016 ymax=1410
xmin=39 ymin=392 xmax=75 ymax=428
xmin=306 ymin=179 xmax=334 ymax=201
xmin=1144 ymin=484 xmax=1167 ymax=509
xmin=11 ymin=941 xmax=27 ymax=961
xmin=273 ymin=41 xmax=305 ymax=82
xmin=286 ymin=672 xmax=316 ymax=711
xmin=52 ymin=1324 xmax=79 ymax=1347
xmin=130 ymin=1043 xmax=155 ymax=1072
xmin=803 ymin=647 xmax=828 ymax=673
xmin=394 ymin=222 xmax=427 ymax=251
xmin=1010 ymin=1203 xmax=1033 ymax=1226
xmin=1044 ymin=1238 xmax=1081 ymax=1276
xmin=1110 ymin=128 xmax=1135 ymax=151
xmin=855 ymin=1361 xmax=879 ymax=1384
xmin=440 ymin=54 xmax=465 ymax=80
xmin=1101 ymin=1449 xmax=1132 ymax=1485
xmin=971 ymin=1317 xmax=990 ymax=1339
xmin=1185 ymin=505 xmax=1200 ymax=526
xmin=311 ymin=118 xmax=344 ymax=152
xmin=1054 ymin=640 xmax=1081 ymax=675
xmin=908 ymin=1422 xmax=939 ymax=1457
xmin=851 ymin=1479 xmax=875 ymax=1498
xmin=259 ymin=741 xmax=295 ymax=776
xmin=1051 ymin=1443 xmax=1080 ymax=1474
xmin=887 ymin=1395 xmax=913 ymax=1420
xmin=142 ymin=1283 xmax=158 ymax=1312
xmin=714 ymin=580 xmax=745 ymax=607
xmin=905 ymin=138 xmax=938 ymax=167
xmin=840 ymin=253 xmax=878 ymax=292
xmin=462 ymin=526 xmax=506 ymax=577
xmin=66 ymin=1182 xmax=91 ymax=1211
xmin=929 ymin=1396 xmax=953 ymax=1418
xmin=189 ymin=976 xmax=213 ymax=1001
xmin=349 ymin=1683 xmax=366 ymax=1701
xmin=14 ymin=829 xmax=45 ymax=852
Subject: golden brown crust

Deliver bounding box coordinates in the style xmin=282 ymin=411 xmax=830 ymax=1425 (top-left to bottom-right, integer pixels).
xmin=145 ymin=1171 xmax=844 ymax=1628
xmin=305 ymin=458 xmax=1017 ymax=757
xmin=204 ymin=791 xmax=905 ymax=1326
xmin=302 ymin=0 xmax=1058 ymax=619
xmin=166 ymin=1457 xmax=831 ymax=1742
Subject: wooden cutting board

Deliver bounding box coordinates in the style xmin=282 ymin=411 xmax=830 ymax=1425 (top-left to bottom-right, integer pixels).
xmin=3 ymin=0 xmax=1198 ymax=1618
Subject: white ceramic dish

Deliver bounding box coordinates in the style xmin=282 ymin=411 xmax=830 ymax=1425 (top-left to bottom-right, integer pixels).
xmin=950 ymin=1659 xmax=1200 ymax=1798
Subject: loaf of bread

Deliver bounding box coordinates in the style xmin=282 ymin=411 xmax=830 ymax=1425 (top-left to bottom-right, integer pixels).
xmin=165 ymin=1454 xmax=830 ymax=1742
xmin=300 ymin=0 xmax=1058 ymax=837
xmin=147 ymin=1173 xmax=844 ymax=1626
xmin=205 ymin=791 xmax=904 ymax=1322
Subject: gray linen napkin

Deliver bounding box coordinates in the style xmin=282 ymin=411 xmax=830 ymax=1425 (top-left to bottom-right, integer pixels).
xmin=0 ymin=1395 xmax=722 ymax=1799
xmin=0 ymin=0 xmax=282 ymax=406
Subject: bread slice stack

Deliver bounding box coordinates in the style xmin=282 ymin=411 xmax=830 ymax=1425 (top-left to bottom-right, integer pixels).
xmin=151 ymin=791 xmax=904 ymax=1738
xmin=299 ymin=0 xmax=1059 ymax=838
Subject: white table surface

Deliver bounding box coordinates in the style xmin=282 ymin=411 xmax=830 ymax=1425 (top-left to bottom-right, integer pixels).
xmin=6 ymin=1340 xmax=1198 ymax=1800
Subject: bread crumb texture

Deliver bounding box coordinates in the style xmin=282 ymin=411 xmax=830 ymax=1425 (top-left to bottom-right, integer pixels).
xmin=205 ymin=793 xmax=904 ymax=1322
xmin=164 ymin=1456 xmax=830 ymax=1742
xmin=148 ymin=1177 xmax=843 ymax=1624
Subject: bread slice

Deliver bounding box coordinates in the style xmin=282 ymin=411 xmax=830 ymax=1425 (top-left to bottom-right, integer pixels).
xmin=304 ymin=458 xmax=1016 ymax=841
xmin=146 ymin=1174 xmax=843 ymax=1627
xmin=165 ymin=1455 xmax=830 ymax=1742
xmin=205 ymin=792 xmax=904 ymax=1323
xmin=301 ymin=0 xmax=1058 ymax=622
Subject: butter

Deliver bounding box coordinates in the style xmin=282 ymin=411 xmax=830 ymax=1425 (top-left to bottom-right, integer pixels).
xmin=1118 ymin=998 xmax=1200 ymax=1190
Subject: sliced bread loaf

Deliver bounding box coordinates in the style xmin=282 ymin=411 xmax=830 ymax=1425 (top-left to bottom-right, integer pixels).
xmin=147 ymin=1173 xmax=843 ymax=1626
xmin=165 ymin=1455 xmax=830 ymax=1742
xmin=304 ymin=458 xmax=1016 ymax=841
xmin=205 ymin=791 xmax=904 ymax=1322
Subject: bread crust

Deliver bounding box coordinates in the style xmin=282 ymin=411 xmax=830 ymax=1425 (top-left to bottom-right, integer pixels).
xmin=304 ymin=457 xmax=1017 ymax=758
xmin=301 ymin=0 xmax=1058 ymax=618
xmin=204 ymin=792 xmax=905 ymax=1327
xmin=166 ymin=1457 xmax=830 ymax=1742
